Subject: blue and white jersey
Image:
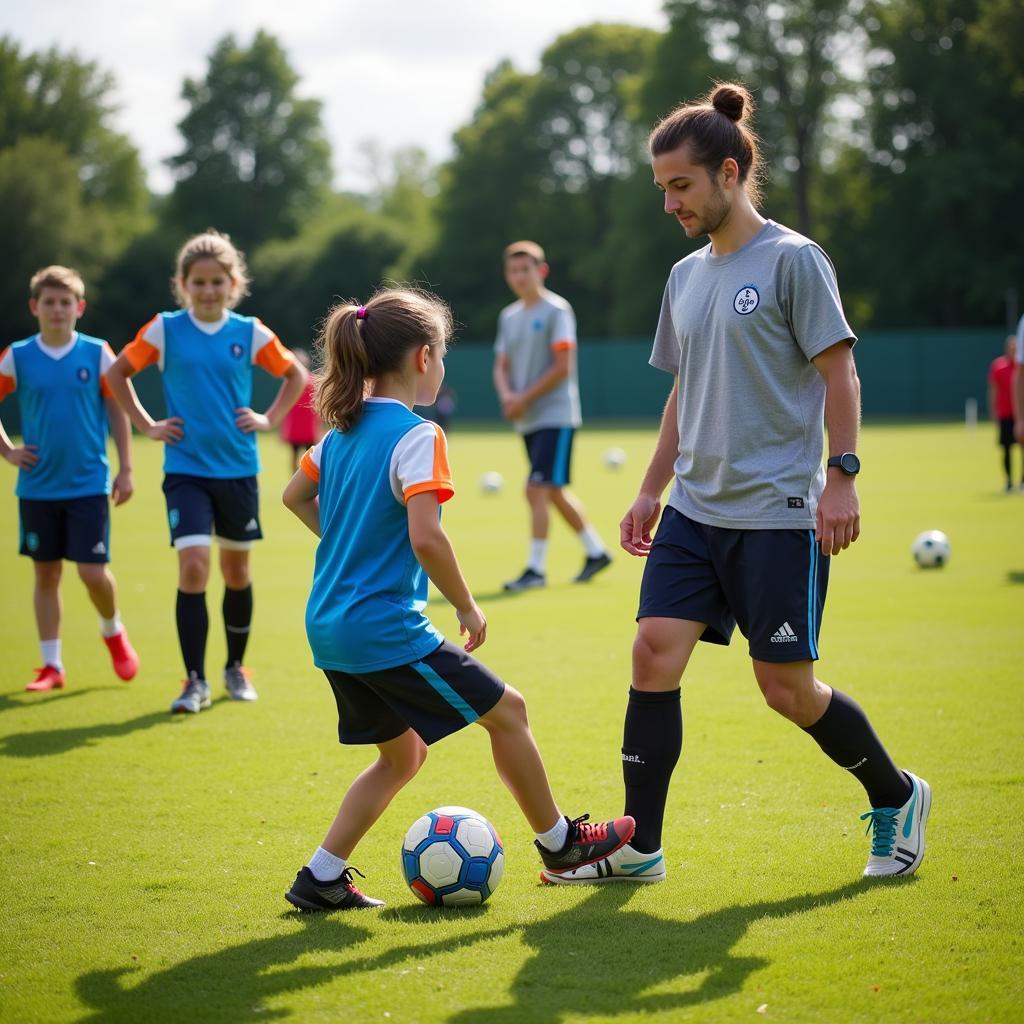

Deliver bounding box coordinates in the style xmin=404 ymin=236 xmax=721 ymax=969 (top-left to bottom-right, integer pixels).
xmin=0 ymin=333 xmax=114 ymax=500
xmin=300 ymin=398 xmax=455 ymax=673
xmin=122 ymin=309 xmax=294 ymax=479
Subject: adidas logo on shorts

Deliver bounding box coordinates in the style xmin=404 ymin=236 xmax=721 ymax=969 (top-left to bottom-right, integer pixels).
xmin=92 ymin=541 xmax=107 ymax=555
xmin=244 ymin=518 xmax=258 ymax=532
xmin=770 ymin=621 xmax=799 ymax=643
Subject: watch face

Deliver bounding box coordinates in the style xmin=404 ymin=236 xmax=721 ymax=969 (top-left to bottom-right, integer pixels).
xmin=840 ymin=453 xmax=861 ymax=474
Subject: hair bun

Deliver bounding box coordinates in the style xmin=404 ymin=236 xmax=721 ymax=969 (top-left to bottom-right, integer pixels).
xmin=711 ymin=84 xmax=748 ymax=122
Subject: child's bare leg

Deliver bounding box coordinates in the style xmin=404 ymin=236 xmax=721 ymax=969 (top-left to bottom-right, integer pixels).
xmin=477 ymin=687 xmax=561 ymax=832
xmin=77 ymin=563 xmax=117 ymax=619
xmin=33 ymin=561 xmax=63 ymax=643
xmin=322 ymin=729 xmax=428 ymax=859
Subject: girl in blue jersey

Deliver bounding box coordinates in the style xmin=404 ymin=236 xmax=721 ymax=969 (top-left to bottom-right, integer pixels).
xmin=280 ymin=287 xmax=634 ymax=910
xmin=107 ymin=231 xmax=307 ymax=713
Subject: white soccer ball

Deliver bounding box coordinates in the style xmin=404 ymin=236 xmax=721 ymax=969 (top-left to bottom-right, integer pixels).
xmin=912 ymin=530 xmax=951 ymax=569
xmin=480 ymin=471 xmax=504 ymax=494
xmin=401 ymin=806 xmax=504 ymax=907
xmin=603 ymin=446 xmax=627 ymax=469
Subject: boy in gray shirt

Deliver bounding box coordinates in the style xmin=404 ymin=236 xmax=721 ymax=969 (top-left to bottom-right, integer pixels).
xmin=542 ymin=84 xmax=929 ymax=887
xmin=493 ymin=241 xmax=610 ymax=590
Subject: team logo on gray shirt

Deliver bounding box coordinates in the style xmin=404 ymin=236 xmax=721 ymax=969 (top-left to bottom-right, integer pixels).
xmin=734 ymin=285 xmax=760 ymax=315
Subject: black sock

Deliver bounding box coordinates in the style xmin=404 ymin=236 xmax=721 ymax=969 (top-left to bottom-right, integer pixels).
xmin=802 ymin=689 xmax=911 ymax=808
xmin=1002 ymin=445 xmax=1012 ymax=485
xmin=223 ymin=584 xmax=253 ymax=668
xmin=176 ymin=590 xmax=208 ymax=681
xmin=622 ymin=687 xmax=682 ymax=853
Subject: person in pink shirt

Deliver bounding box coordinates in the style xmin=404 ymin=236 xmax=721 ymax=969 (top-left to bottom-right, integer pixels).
xmin=988 ymin=336 xmax=1020 ymax=493
xmin=281 ymin=349 xmax=323 ymax=471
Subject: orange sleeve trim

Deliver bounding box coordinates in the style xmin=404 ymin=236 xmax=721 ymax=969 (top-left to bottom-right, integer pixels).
xmin=100 ymin=377 xmax=113 ymax=398
xmin=255 ymin=336 xmax=295 ymax=377
xmin=551 ymin=339 xmax=576 ymax=352
xmin=299 ymin=449 xmax=320 ymax=482
xmin=404 ymin=480 xmax=455 ymax=504
xmin=0 ymin=373 xmax=14 ymax=401
xmin=122 ymin=318 xmax=161 ymax=372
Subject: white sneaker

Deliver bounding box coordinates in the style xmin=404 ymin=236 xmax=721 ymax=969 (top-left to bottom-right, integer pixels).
xmin=541 ymin=842 xmax=666 ymax=885
xmin=861 ymin=772 xmax=931 ymax=877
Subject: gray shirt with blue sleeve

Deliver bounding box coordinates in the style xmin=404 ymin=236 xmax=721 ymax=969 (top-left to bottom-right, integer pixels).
xmin=649 ymin=220 xmax=856 ymax=530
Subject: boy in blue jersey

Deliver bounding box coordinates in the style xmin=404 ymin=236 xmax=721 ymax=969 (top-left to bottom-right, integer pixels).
xmin=0 ymin=266 xmax=139 ymax=691
xmin=107 ymin=232 xmax=307 ymax=713
xmin=280 ymin=288 xmax=633 ymax=910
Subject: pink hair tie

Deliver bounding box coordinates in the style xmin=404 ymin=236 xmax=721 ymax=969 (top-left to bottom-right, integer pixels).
xmin=356 ymin=306 xmax=367 ymax=320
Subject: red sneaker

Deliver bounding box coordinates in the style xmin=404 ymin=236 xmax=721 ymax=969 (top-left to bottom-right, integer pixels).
xmin=103 ymin=630 xmax=139 ymax=681
xmin=26 ymin=665 xmax=66 ymax=691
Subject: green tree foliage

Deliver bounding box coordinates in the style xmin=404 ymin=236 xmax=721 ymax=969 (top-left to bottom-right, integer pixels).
xmin=166 ymin=30 xmax=331 ymax=250
xmin=250 ymin=196 xmax=406 ymax=349
xmin=829 ymin=0 xmax=1024 ymax=326
xmin=0 ymin=39 xmax=147 ymax=341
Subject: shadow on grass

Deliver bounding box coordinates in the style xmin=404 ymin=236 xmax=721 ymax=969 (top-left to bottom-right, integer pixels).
xmin=73 ymin=879 xmax=888 ymax=1023
xmin=0 ymin=708 xmax=172 ymax=757
xmin=1006 ymin=570 xmax=1024 ymax=585
xmin=0 ymin=688 xmax=95 ymax=715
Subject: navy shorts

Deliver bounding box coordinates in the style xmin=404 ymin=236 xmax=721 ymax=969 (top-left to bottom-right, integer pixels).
xmin=523 ymin=427 xmax=574 ymax=486
xmin=638 ymin=506 xmax=829 ymax=663
xmin=162 ymin=474 xmax=262 ymax=549
xmin=324 ymin=640 xmax=506 ymax=745
xmin=19 ymin=495 xmax=110 ymax=563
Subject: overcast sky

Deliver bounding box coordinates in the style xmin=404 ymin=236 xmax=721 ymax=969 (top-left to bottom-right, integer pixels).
xmin=2 ymin=0 xmax=668 ymax=193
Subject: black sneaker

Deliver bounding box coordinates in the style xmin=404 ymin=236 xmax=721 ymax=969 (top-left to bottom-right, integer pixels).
xmin=535 ymin=814 xmax=636 ymax=872
xmin=503 ymin=568 xmax=546 ymax=592
xmin=285 ymin=866 xmax=384 ymax=912
xmin=574 ymin=552 xmax=612 ymax=583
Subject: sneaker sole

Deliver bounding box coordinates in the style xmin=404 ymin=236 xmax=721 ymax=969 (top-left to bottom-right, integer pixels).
xmin=864 ymin=775 xmax=932 ymax=878
xmin=503 ymin=582 xmax=546 ymax=592
xmin=226 ymin=691 xmax=259 ymax=701
xmin=540 ymin=868 xmax=665 ymax=885
xmin=574 ymin=562 xmax=612 ymax=583
xmin=171 ymin=699 xmax=212 ymax=714
xmin=284 ymin=891 xmax=383 ymax=912
xmin=113 ymin=661 xmax=139 ymax=682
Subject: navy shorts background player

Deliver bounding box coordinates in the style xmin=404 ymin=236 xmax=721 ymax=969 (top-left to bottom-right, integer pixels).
xmin=543 ymin=83 xmax=931 ymax=886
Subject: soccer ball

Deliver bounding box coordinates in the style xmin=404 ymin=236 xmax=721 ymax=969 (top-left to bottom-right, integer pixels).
xmin=603 ymin=446 xmax=627 ymax=469
xmin=480 ymin=471 xmax=504 ymax=494
xmin=401 ymin=806 xmax=504 ymax=907
xmin=912 ymin=530 xmax=951 ymax=568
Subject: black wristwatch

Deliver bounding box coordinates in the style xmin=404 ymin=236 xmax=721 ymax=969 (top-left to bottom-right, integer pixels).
xmin=827 ymin=452 xmax=861 ymax=476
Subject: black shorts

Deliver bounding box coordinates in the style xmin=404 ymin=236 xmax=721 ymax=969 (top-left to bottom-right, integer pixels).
xmin=162 ymin=474 xmax=262 ymax=549
xmin=637 ymin=506 xmax=829 ymax=663
xmin=999 ymin=418 xmax=1015 ymax=447
xmin=523 ymin=427 xmax=574 ymax=486
xmin=19 ymin=495 xmax=110 ymax=563
xmin=324 ymin=640 xmax=506 ymax=745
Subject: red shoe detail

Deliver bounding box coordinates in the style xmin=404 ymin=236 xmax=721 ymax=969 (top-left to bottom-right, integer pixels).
xmin=103 ymin=630 xmax=139 ymax=681
xmin=26 ymin=665 xmax=66 ymax=691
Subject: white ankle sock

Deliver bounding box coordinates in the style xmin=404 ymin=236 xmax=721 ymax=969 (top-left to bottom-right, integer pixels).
xmin=100 ymin=613 xmax=123 ymax=638
xmin=307 ymin=846 xmax=346 ymax=881
xmin=536 ymin=815 xmax=569 ymax=852
xmin=528 ymin=539 xmax=548 ymax=574
xmin=40 ymin=639 xmax=62 ymax=671
xmin=577 ymin=525 xmax=606 ymax=559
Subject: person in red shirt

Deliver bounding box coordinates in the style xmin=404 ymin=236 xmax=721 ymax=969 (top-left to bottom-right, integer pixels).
xmin=988 ymin=335 xmax=1020 ymax=492
xmin=281 ymin=349 xmax=323 ymax=471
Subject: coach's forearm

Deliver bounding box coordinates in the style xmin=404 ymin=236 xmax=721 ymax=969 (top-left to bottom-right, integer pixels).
xmin=639 ymin=382 xmax=680 ymax=498
xmin=822 ymin=363 xmax=861 ymax=456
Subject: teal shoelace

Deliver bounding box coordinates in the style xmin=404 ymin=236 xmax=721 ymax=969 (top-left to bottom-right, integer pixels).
xmin=860 ymin=807 xmax=900 ymax=857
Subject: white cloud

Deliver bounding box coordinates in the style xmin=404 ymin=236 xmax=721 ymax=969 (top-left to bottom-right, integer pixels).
xmin=1 ymin=0 xmax=666 ymax=192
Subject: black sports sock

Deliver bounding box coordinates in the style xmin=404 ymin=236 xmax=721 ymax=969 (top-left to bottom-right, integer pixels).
xmin=802 ymin=689 xmax=912 ymax=808
xmin=622 ymin=687 xmax=682 ymax=854
xmin=1002 ymin=445 xmax=1012 ymax=486
xmin=176 ymin=590 xmax=208 ymax=681
xmin=223 ymin=584 xmax=253 ymax=668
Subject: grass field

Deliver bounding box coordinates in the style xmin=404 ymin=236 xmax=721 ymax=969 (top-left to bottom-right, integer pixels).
xmin=1 ymin=421 xmax=1022 ymax=1024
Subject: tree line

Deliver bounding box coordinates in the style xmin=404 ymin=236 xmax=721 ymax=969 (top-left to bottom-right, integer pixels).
xmin=1 ymin=0 xmax=1021 ymax=352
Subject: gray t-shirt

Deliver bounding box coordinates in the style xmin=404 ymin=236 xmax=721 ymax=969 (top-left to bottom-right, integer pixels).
xmin=495 ymin=291 xmax=582 ymax=434
xmin=650 ymin=220 xmax=856 ymax=530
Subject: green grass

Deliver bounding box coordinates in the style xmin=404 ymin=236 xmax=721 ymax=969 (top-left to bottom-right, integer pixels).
xmin=1 ymin=422 xmax=1022 ymax=1024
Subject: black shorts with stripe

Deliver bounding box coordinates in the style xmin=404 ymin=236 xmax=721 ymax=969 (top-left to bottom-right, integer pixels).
xmin=324 ymin=640 xmax=505 ymax=745
xmin=637 ymin=506 xmax=829 ymax=663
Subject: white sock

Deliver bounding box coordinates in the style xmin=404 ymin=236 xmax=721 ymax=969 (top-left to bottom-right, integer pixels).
xmin=40 ymin=639 xmax=63 ymax=671
xmin=535 ymin=815 xmax=569 ymax=852
xmin=577 ymin=525 xmax=606 ymax=559
xmin=528 ymin=539 xmax=548 ymax=574
xmin=307 ymin=846 xmax=346 ymax=881
xmin=100 ymin=613 xmax=123 ymax=638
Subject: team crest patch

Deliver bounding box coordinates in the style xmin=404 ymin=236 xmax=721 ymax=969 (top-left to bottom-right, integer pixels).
xmin=77 ymin=367 xmax=91 ymax=382
xmin=26 ymin=531 xmax=40 ymax=552
xmin=733 ymin=285 xmax=760 ymax=315
xmin=230 ymin=343 xmax=245 ymax=359
xmin=168 ymin=508 xmax=180 ymax=529
xmin=532 ymin=320 xmax=544 ymax=332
